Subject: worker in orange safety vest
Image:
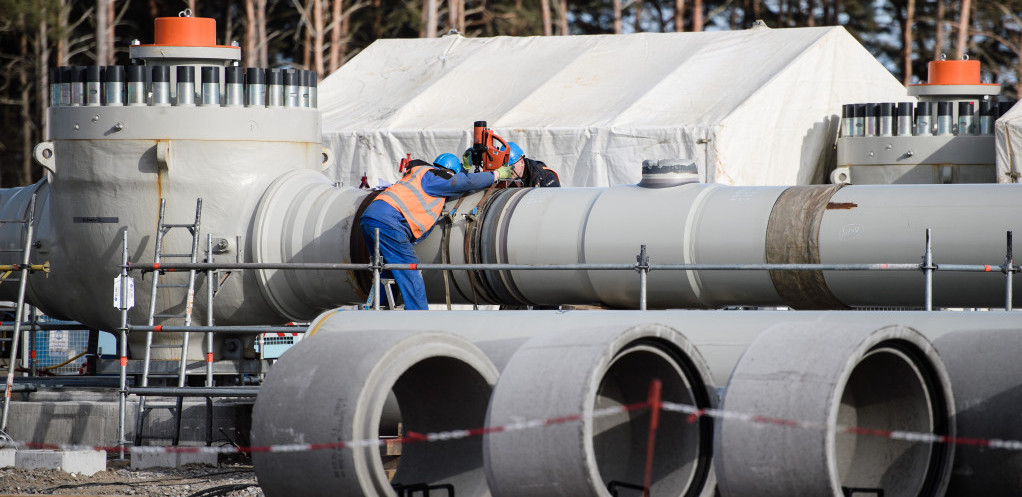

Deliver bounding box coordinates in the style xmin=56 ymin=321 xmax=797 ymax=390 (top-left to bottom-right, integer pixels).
xmin=360 ymin=155 xmax=514 ymax=309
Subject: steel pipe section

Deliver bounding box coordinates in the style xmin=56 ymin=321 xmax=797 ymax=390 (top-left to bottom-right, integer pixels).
xmin=716 ymin=322 xmax=955 ymax=497
xmin=933 ymin=329 xmax=1022 ymax=496
xmin=483 ymin=324 xmax=716 ymax=497
xmin=252 ymin=328 xmax=499 ymax=497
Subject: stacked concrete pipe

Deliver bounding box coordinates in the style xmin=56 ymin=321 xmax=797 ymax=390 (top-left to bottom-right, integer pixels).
xmin=716 ymin=322 xmax=955 ymax=497
xmin=254 ymin=314 xmax=720 ymax=497
xmin=250 ymin=310 xmax=1022 ymax=497
xmin=252 ymin=329 xmax=500 ymax=497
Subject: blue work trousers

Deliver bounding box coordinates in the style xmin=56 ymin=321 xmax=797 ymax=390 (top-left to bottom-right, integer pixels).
xmin=360 ymin=219 xmax=429 ymax=310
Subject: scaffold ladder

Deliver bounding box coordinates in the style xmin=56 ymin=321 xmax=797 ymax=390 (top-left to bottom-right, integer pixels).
xmin=135 ymin=198 xmax=202 ymax=446
xmin=0 ymin=194 xmax=39 ymax=434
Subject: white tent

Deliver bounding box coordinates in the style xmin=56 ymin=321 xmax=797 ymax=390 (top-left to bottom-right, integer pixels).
xmin=319 ymin=24 xmax=907 ymax=187
xmin=994 ymin=102 xmax=1022 ymax=183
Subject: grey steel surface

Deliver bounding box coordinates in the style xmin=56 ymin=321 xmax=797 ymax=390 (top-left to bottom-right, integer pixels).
xmin=836 ymin=136 xmax=994 ymax=166
xmin=48 ymin=106 xmax=320 ymax=142
xmin=715 ymin=322 xmax=955 ymax=497
xmin=96 ymin=358 xmax=271 ymax=375
xmin=907 ymin=84 xmax=1001 ymax=98
xmin=252 ymin=329 xmax=499 ymax=497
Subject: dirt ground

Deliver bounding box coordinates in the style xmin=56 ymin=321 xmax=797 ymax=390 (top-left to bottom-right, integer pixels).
xmin=0 ymin=458 xmax=262 ymax=497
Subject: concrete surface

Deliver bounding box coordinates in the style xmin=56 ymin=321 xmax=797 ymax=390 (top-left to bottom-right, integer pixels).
xmin=130 ymin=450 xmax=218 ymax=469
xmin=0 ymin=448 xmax=14 ymax=468
xmin=15 ymin=449 xmax=107 ymax=475
xmin=4 ymin=389 xmax=252 ymax=448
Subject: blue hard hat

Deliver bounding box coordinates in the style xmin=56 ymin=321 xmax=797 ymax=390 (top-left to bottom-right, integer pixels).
xmin=433 ymin=153 xmax=463 ymax=172
xmin=507 ymin=142 xmax=524 ymax=167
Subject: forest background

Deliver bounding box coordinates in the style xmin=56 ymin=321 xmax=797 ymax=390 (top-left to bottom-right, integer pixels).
xmin=0 ymin=0 xmax=1019 ymax=187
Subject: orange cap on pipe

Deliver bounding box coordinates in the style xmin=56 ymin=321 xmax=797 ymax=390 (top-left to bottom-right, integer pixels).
xmin=153 ymin=17 xmax=216 ymax=47
xmin=925 ymin=60 xmax=981 ymax=85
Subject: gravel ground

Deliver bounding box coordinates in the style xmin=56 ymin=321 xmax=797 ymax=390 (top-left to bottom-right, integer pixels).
xmin=0 ymin=460 xmax=262 ymax=496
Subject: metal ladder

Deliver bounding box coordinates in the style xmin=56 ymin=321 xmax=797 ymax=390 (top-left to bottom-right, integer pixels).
xmin=134 ymin=198 xmax=202 ymax=446
xmin=0 ymin=194 xmax=39 ymax=434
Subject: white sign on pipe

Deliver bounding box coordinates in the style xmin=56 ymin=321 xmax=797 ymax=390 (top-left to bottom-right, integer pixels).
xmin=113 ymin=276 xmax=135 ymax=310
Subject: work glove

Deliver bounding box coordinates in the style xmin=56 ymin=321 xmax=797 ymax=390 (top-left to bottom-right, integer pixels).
xmin=462 ymin=149 xmax=474 ymax=173
xmin=495 ymin=165 xmax=514 ymax=180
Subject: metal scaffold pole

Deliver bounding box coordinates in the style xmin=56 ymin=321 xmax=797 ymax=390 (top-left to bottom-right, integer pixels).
xmin=1 ymin=194 xmax=37 ymax=432
xmin=1006 ymin=231 xmax=1015 ymax=311
xmin=117 ymin=230 xmax=131 ymax=459
xmin=923 ymin=229 xmax=935 ymax=311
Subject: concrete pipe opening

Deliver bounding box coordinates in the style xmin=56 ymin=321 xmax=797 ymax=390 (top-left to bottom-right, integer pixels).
xmin=594 ymin=341 xmax=710 ymax=496
xmin=388 ymin=356 xmax=494 ymax=494
xmin=252 ymin=330 xmax=499 ymax=497
xmin=716 ymin=323 xmax=954 ymax=497
xmin=835 ymin=342 xmax=948 ymax=495
xmin=484 ymin=325 xmax=716 ymax=497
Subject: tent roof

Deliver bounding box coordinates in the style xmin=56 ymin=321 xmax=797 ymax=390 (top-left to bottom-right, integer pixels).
xmin=319 ymin=25 xmax=908 ymax=186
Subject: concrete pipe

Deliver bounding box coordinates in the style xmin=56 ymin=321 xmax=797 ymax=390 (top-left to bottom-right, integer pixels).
xmin=252 ymin=329 xmax=499 ymax=497
xmin=933 ymin=329 xmax=1022 ymax=496
xmin=482 ymin=323 xmax=717 ymax=497
xmin=716 ymin=322 xmax=955 ymax=497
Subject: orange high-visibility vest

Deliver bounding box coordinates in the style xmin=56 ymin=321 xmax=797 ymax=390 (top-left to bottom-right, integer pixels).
xmin=377 ymin=165 xmax=446 ymax=239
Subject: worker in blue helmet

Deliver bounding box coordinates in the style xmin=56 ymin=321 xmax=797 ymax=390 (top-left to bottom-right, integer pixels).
xmin=433 ymin=152 xmax=466 ymax=173
xmin=505 ymin=142 xmax=561 ymax=187
xmin=360 ymin=155 xmax=513 ymax=310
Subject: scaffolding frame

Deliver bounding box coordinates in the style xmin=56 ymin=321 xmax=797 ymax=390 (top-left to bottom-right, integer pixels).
xmin=103 ymin=228 xmax=1012 ymax=455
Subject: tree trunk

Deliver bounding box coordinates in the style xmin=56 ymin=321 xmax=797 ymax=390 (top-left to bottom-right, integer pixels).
xmin=303 ymin=0 xmax=312 ymax=69
xmin=541 ymin=0 xmax=552 ymax=36
xmin=425 ymin=0 xmax=438 ymax=37
xmin=955 ymin=0 xmax=971 ymax=59
xmin=329 ymin=0 xmax=344 ymax=71
xmin=807 ymin=0 xmax=814 ymax=26
xmin=693 ymin=0 xmax=702 ymax=31
xmin=97 ymin=0 xmax=108 ymax=65
xmin=934 ymin=0 xmax=945 ymax=59
xmin=148 ymin=0 xmax=159 ymax=18
xmin=244 ymin=0 xmax=256 ymax=67
xmin=674 ymin=0 xmax=684 ymax=32
xmin=188 ymin=0 xmax=197 ymax=15
xmin=20 ymin=31 xmax=32 ymax=186
xmin=106 ymin=0 xmax=115 ymax=63
xmin=903 ymin=0 xmax=915 ymax=84
xmin=614 ymin=0 xmax=622 ymax=33
xmin=257 ymin=0 xmax=268 ymax=67
xmin=634 ymin=0 xmax=642 ymax=32
xmin=447 ymin=0 xmax=458 ymax=32
xmin=39 ymin=9 xmax=51 ymax=141
xmin=558 ymin=0 xmax=569 ymax=35
xmin=57 ymin=0 xmax=69 ymax=66
xmin=313 ymin=0 xmax=325 ymax=74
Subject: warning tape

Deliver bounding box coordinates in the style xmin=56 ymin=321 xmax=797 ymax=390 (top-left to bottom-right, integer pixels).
xmin=5 ymin=400 xmax=1022 ymax=454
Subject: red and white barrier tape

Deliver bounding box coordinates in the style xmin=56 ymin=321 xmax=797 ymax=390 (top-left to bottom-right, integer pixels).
xmin=5 ymin=400 xmax=1022 ymax=454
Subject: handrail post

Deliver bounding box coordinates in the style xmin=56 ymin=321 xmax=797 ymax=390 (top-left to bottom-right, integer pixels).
xmin=373 ymin=227 xmax=382 ymax=311
xmin=1006 ymin=231 xmax=1015 ymax=311
xmin=636 ymin=244 xmax=650 ymax=311
xmin=922 ymin=229 xmax=935 ymax=311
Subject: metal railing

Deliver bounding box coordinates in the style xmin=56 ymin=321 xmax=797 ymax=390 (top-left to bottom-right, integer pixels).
xmin=106 ymin=227 xmax=1018 ymax=455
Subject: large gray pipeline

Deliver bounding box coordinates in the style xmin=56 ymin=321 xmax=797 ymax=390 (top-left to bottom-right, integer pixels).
xmin=260 ymin=180 xmax=1022 ymax=318
xmin=4 ymin=98 xmax=1021 ymax=360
